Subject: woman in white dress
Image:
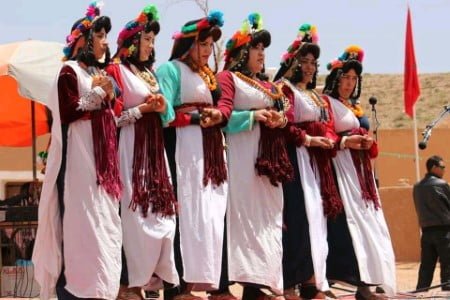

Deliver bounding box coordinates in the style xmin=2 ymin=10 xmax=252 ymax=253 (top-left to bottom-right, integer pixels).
xmin=33 ymin=2 xmax=123 ymax=299
xmin=217 ymin=13 xmax=292 ymax=299
xmin=323 ymin=46 xmax=396 ymax=300
xmin=156 ymin=11 xmax=230 ymax=300
xmin=273 ymin=24 xmax=337 ymax=300
xmin=106 ymin=5 xmax=179 ymax=299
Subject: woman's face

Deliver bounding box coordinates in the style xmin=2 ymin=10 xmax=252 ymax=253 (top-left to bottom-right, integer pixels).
xmin=139 ymin=31 xmax=155 ymax=62
xmin=247 ymin=42 xmax=265 ymax=74
xmin=299 ymin=53 xmax=317 ymax=84
xmin=188 ymin=36 xmax=214 ymax=67
xmin=92 ymin=27 xmax=109 ymax=60
xmin=338 ymin=68 xmax=358 ymax=100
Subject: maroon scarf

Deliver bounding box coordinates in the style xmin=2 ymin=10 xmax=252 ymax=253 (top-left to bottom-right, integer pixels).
xmin=130 ymin=113 xmax=177 ymax=217
xmin=255 ymin=123 xmax=294 ymax=186
xmin=348 ymin=128 xmax=380 ymax=209
xmin=297 ymin=122 xmax=343 ymax=218
xmin=176 ymin=103 xmax=227 ymax=187
xmin=90 ymin=107 xmax=122 ymax=200
xmin=202 ymin=125 xmax=228 ymax=187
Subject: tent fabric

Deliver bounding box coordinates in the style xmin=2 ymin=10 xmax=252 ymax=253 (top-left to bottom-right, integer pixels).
xmin=0 ymin=40 xmax=63 ymax=147
xmin=0 ymin=76 xmax=49 ymax=146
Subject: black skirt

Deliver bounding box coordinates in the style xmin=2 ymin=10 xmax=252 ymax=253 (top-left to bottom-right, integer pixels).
xmin=282 ymin=143 xmax=314 ymax=289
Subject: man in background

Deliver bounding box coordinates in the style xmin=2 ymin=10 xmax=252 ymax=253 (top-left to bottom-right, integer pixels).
xmin=413 ymin=155 xmax=450 ymax=291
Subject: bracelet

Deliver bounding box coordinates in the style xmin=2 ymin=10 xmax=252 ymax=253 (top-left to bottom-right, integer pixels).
xmin=280 ymin=116 xmax=288 ymax=128
xmin=304 ymin=134 xmax=312 ymax=147
xmin=340 ymin=136 xmax=348 ymax=150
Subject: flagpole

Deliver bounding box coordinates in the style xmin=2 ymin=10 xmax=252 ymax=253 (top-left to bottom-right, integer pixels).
xmin=412 ymin=105 xmax=420 ymax=182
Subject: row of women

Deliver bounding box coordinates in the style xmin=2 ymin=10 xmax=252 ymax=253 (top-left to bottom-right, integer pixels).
xmin=32 ymin=2 xmax=396 ymax=300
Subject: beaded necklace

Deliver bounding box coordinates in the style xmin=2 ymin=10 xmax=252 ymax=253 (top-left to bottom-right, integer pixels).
xmin=197 ymin=65 xmax=218 ymax=91
xmin=235 ymin=72 xmax=284 ymax=100
xmin=340 ymin=97 xmax=364 ymax=118
xmin=185 ymin=61 xmax=218 ymax=91
xmin=130 ymin=64 xmax=160 ymax=94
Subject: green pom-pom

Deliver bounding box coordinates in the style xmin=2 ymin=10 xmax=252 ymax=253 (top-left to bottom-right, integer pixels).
xmin=143 ymin=4 xmax=159 ymax=21
xmin=299 ymin=23 xmax=312 ymax=32
xmin=182 ymin=23 xmax=197 ymax=34
xmin=248 ymin=12 xmax=263 ymax=30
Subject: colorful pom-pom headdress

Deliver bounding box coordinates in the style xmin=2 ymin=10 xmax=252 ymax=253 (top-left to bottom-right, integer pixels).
xmin=274 ymin=23 xmax=320 ymax=82
xmin=323 ymin=45 xmax=365 ymax=99
xmin=172 ymin=10 xmax=224 ymax=40
xmin=115 ymin=4 xmax=160 ymax=59
xmin=280 ymin=24 xmax=319 ymax=64
xmin=63 ymin=1 xmax=104 ymax=61
xmin=224 ymin=13 xmax=271 ymax=71
xmin=326 ymin=45 xmax=364 ymax=73
xmin=169 ymin=10 xmax=224 ymax=61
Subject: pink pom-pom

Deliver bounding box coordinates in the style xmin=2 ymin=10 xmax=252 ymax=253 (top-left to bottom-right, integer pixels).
xmin=282 ymin=52 xmax=292 ymax=62
xmin=172 ymin=32 xmax=183 ymax=39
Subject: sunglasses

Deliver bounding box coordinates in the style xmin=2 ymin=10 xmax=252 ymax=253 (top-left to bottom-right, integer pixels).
xmin=438 ymin=165 xmax=446 ymax=169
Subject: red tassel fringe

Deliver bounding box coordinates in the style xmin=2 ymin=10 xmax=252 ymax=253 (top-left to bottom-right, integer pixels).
xmin=298 ymin=122 xmax=343 ymax=218
xmin=91 ymin=108 xmax=122 ymax=200
xmin=130 ymin=113 xmax=177 ymax=217
xmin=349 ymin=128 xmax=380 ymax=209
xmin=255 ymin=124 xmax=294 ymax=187
xmin=201 ymin=126 xmax=228 ymax=187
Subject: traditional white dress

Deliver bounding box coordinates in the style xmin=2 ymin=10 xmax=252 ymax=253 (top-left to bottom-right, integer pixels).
xmin=156 ymin=60 xmax=228 ymax=290
xmin=329 ymin=96 xmax=396 ymax=295
xmin=282 ymin=80 xmax=329 ymax=292
xmin=114 ymin=64 xmax=179 ymax=288
xmin=225 ymin=73 xmax=284 ymax=294
xmin=33 ymin=60 xmax=122 ymax=299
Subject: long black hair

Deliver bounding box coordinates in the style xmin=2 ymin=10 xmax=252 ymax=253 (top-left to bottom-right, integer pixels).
xmin=323 ymin=60 xmax=363 ymax=100
xmin=169 ymin=19 xmax=222 ymax=61
xmin=75 ymin=16 xmax=112 ymax=68
xmin=225 ymin=30 xmax=271 ymax=81
xmin=169 ymin=20 xmax=222 ymax=102
xmin=118 ymin=21 xmax=160 ymax=70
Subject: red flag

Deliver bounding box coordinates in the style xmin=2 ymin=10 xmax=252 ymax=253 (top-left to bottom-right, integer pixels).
xmin=404 ymin=6 xmax=420 ymax=118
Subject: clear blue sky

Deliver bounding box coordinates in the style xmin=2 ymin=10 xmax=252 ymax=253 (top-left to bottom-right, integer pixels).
xmin=1 ymin=0 xmax=449 ymax=74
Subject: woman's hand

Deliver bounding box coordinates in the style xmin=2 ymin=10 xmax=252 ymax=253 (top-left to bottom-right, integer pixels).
xmin=266 ymin=110 xmax=286 ymax=128
xmin=93 ymin=75 xmax=114 ymax=101
xmin=344 ymin=135 xmax=365 ymax=150
xmin=146 ymin=94 xmax=166 ymax=113
xmin=310 ymin=137 xmax=335 ymax=149
xmin=138 ymin=102 xmax=155 ymax=114
xmin=361 ymin=134 xmax=374 ymax=149
xmin=200 ymin=108 xmax=223 ymax=128
xmin=254 ymin=109 xmax=273 ymax=123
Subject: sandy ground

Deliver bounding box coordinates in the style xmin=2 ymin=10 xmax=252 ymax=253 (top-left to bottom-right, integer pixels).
xmin=2 ymin=262 xmax=449 ymax=299
xmin=186 ymin=262 xmax=449 ymax=299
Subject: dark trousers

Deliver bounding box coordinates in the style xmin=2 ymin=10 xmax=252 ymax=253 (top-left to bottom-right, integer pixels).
xmin=416 ymin=226 xmax=450 ymax=291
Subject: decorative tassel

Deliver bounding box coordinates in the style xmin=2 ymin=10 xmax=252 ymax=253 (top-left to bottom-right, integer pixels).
xmin=130 ymin=113 xmax=177 ymax=217
xmin=299 ymin=122 xmax=343 ymax=218
xmin=91 ymin=107 xmax=122 ymax=200
xmin=255 ymin=124 xmax=293 ymax=187
xmin=201 ymin=126 xmax=227 ymax=187
xmin=349 ymin=128 xmax=380 ymax=209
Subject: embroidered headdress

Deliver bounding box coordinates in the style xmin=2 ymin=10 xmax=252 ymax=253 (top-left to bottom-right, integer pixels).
xmin=323 ymin=45 xmax=364 ymax=103
xmin=223 ymin=13 xmax=271 ymax=71
xmin=273 ymin=23 xmax=320 ymax=82
xmin=63 ymin=1 xmax=105 ymax=61
xmin=327 ymin=45 xmax=364 ymax=73
xmin=115 ymin=4 xmax=160 ymax=59
xmin=169 ymin=10 xmax=224 ymax=61
xmin=323 ymin=45 xmax=364 ymax=99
